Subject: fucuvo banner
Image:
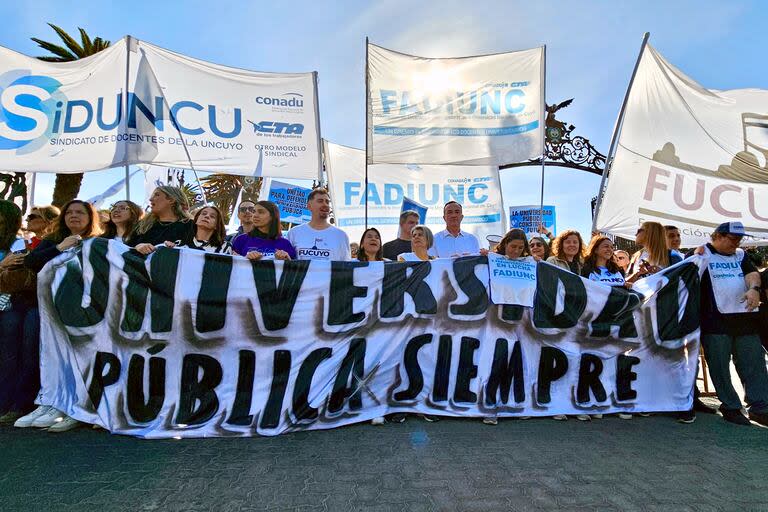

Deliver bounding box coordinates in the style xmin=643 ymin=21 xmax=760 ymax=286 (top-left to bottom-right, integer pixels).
xmin=38 ymin=239 xmax=703 ymax=439
xmin=0 ymin=37 xmax=321 ymax=180
xmin=594 ymin=44 xmax=768 ymax=245
xmin=366 ymin=42 xmax=544 ymax=166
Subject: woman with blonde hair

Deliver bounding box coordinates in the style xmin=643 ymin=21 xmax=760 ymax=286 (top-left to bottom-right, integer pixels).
xmin=128 ymin=186 xmax=194 ymax=255
xmin=24 ymin=205 xmax=60 ymax=250
xmin=546 ymin=229 xmax=585 ymax=274
xmin=626 ymin=221 xmax=682 ymax=284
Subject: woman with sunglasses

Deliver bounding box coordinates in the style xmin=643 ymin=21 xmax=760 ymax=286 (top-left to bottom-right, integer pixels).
xmin=102 ymin=200 xmax=144 ymax=242
xmin=231 ymin=201 xmax=296 ymax=260
xmin=24 ymin=205 xmax=60 ymax=250
xmin=528 ymin=236 xmax=550 ymax=261
xmin=15 ymin=199 xmax=102 ymax=432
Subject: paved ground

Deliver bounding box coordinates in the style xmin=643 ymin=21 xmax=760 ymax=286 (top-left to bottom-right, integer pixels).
xmin=1 ymin=396 xmax=766 ymax=512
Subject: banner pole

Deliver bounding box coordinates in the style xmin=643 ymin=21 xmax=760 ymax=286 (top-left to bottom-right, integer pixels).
xmin=312 ymin=71 xmax=323 ymax=183
xmin=539 ymin=45 xmax=547 ymax=230
xmin=591 ymin=32 xmax=650 ymax=233
xmin=364 ymin=37 xmax=370 ymax=229
xmin=124 ymin=35 xmax=132 ymax=200
xmin=29 ymin=172 xmax=36 ymax=209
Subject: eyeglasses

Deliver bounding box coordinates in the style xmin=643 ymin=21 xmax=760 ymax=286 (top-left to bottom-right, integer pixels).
xmin=635 ymin=228 xmax=645 ymax=235
xmin=725 ymin=234 xmax=743 ymax=243
xmin=239 ymin=206 xmax=256 ymax=213
xmin=26 ymin=214 xmax=41 ymax=221
xmin=111 ymin=206 xmax=130 ymax=212
xmin=530 ymin=242 xmax=544 ymax=247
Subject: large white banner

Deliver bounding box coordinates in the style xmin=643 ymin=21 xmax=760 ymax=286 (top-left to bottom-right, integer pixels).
xmin=324 ymin=141 xmax=505 ymax=244
xmin=38 ymin=239 xmax=702 ymax=438
xmin=595 ymin=44 xmax=768 ymax=245
xmin=0 ymin=38 xmax=321 ymax=180
xmin=367 ymin=43 xmax=544 ymax=166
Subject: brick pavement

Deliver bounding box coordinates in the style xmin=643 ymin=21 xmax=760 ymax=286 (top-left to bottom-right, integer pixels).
xmin=1 ymin=399 xmax=766 ymax=512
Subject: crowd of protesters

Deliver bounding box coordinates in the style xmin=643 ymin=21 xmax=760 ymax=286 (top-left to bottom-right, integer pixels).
xmin=1 ymin=186 xmax=767 ymax=432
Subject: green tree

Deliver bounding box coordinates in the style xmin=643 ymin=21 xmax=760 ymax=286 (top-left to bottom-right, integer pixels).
xmin=31 ymin=23 xmax=111 ymax=206
xmin=199 ymin=174 xmax=262 ymax=223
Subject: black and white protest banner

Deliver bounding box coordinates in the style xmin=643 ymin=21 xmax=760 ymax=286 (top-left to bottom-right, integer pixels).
xmin=38 ymin=239 xmax=703 ymax=439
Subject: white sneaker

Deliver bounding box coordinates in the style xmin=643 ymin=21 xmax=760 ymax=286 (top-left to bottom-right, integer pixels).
xmin=482 ymin=417 xmax=498 ymax=425
xmin=617 ymin=413 xmax=633 ymax=420
xmin=576 ymin=414 xmax=591 ymax=421
xmin=31 ymin=407 xmax=65 ymax=428
xmin=592 ymin=414 xmax=603 ymax=419
xmin=47 ymin=415 xmax=80 ymax=433
xmin=370 ymin=416 xmax=385 ymax=426
xmin=14 ymin=405 xmax=52 ymax=428
xmin=552 ymin=414 xmax=567 ymax=421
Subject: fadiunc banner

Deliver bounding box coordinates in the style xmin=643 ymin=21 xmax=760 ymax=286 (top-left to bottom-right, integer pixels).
xmin=324 ymin=140 xmax=505 ymax=244
xmin=594 ymin=44 xmax=768 ymax=245
xmin=0 ymin=37 xmax=321 ymax=180
xmin=38 ymin=239 xmax=703 ymax=439
xmin=367 ymin=42 xmax=544 ymax=166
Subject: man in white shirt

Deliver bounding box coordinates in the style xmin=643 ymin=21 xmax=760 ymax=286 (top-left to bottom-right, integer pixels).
xmin=665 ymin=225 xmax=684 ymax=259
xmin=430 ymin=201 xmax=480 ymax=258
xmin=287 ymin=188 xmax=350 ymax=261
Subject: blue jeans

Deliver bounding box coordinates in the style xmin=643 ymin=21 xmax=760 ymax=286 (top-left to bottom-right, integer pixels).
xmin=701 ymin=333 xmax=768 ymax=413
xmin=0 ymin=302 xmax=40 ymax=413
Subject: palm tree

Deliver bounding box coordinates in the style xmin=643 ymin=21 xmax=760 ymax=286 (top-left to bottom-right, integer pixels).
xmin=199 ymin=174 xmax=262 ymax=223
xmin=32 ymin=23 xmax=111 ymax=206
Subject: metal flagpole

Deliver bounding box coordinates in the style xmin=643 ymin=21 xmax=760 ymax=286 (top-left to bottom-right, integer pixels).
xmin=539 ymin=45 xmax=547 ymax=230
xmin=364 ymin=37 xmax=370 ymax=229
xmin=591 ymin=32 xmax=650 ymax=233
xmin=29 ymin=172 xmax=36 ymax=209
xmin=124 ymin=36 xmax=132 ymax=201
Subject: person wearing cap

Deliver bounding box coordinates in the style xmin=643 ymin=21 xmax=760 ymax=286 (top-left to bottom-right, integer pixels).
xmin=687 ymin=222 xmax=767 ymax=426
xmin=430 ymin=201 xmax=480 ymax=258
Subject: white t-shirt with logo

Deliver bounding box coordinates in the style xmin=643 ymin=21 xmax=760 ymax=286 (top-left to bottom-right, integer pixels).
xmin=706 ymin=246 xmax=749 ymax=314
xmin=588 ymin=266 xmax=626 ymax=287
xmin=287 ymin=223 xmax=350 ymax=261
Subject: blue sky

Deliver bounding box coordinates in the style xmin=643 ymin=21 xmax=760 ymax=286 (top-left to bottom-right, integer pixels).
xmin=1 ymin=0 xmax=765 ymax=236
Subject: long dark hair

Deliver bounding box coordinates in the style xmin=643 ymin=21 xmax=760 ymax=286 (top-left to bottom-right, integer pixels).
xmin=357 ymin=228 xmax=383 ymax=261
xmin=0 ymin=200 xmax=22 ymax=251
xmin=495 ymin=228 xmax=531 ymax=257
xmin=584 ymin=235 xmax=622 ymax=275
xmin=248 ymin=200 xmax=281 ymax=240
xmin=45 ymin=200 xmax=102 ymax=243
xmin=193 ymin=206 xmax=227 ymax=247
xmin=103 ymin=200 xmax=144 ymax=240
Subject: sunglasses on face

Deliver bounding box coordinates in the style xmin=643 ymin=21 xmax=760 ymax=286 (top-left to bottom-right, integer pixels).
xmin=26 ymin=214 xmax=41 ymax=221
xmin=239 ymin=206 xmax=256 ymax=213
xmin=635 ymin=228 xmax=645 ymax=235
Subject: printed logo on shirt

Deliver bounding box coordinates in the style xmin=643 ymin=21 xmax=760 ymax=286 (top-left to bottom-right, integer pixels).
xmin=297 ymin=237 xmax=331 ymax=259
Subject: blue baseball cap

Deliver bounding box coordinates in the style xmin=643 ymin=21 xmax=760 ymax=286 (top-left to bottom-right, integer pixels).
xmin=714 ymin=221 xmax=746 ymax=236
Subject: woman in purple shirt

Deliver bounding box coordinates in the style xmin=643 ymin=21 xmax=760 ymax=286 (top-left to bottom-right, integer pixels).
xmin=231 ymin=201 xmax=296 ymax=261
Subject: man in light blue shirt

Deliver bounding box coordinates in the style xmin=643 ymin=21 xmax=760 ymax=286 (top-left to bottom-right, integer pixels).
xmin=430 ymin=201 xmax=480 ymax=258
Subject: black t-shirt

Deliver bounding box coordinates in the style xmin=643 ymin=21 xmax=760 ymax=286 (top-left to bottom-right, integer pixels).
xmin=127 ymin=220 xmax=195 ymax=247
xmin=383 ymin=238 xmax=412 ymax=261
xmin=693 ymin=243 xmax=760 ymax=336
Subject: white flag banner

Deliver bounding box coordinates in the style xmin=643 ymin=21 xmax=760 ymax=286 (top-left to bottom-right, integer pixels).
xmin=37 ymin=239 xmax=704 ymax=438
xmin=324 ymin=140 xmax=505 ymax=244
xmin=0 ymin=38 xmax=322 ymax=180
xmin=367 ymin=43 xmax=544 ymax=166
xmin=595 ymin=44 xmax=768 ymax=246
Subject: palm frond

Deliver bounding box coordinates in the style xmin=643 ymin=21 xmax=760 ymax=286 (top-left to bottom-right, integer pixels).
xmin=78 ymin=27 xmax=93 ymax=54
xmin=31 ymin=37 xmax=76 ymax=61
xmin=47 ymin=23 xmax=85 ymax=58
